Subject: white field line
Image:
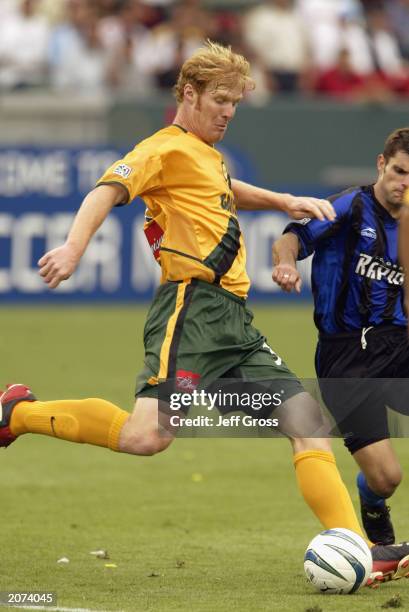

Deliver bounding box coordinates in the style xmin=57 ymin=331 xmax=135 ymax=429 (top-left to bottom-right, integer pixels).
xmin=12 ymin=606 xmax=121 ymax=612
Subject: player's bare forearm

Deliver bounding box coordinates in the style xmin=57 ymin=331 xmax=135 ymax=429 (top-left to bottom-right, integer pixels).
xmin=232 ymin=179 xmax=335 ymax=221
xmin=232 ymin=179 xmax=290 ymax=211
xmin=273 ymin=233 xmax=299 ymax=266
xmin=65 ymin=185 xmax=125 ymax=255
xmin=38 ymin=184 xmax=126 ymax=288
xmin=272 ymin=233 xmax=302 ymax=293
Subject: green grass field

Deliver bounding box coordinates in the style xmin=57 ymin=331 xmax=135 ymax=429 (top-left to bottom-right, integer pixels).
xmin=1 ymin=305 xmax=409 ymax=612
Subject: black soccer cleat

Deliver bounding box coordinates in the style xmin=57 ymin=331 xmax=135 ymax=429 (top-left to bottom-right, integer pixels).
xmin=367 ymin=542 xmax=409 ymax=586
xmin=360 ymin=497 xmax=395 ymax=545
xmin=0 ymin=384 xmax=36 ymax=448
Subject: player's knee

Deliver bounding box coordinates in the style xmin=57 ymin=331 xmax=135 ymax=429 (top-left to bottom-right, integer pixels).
xmin=135 ymin=434 xmax=171 ymax=456
xmin=369 ymin=468 xmax=402 ymax=498
xmin=120 ymin=426 xmax=173 ymax=456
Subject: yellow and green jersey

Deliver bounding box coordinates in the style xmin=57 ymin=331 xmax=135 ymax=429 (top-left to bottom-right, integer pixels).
xmin=97 ymin=124 xmax=250 ymax=298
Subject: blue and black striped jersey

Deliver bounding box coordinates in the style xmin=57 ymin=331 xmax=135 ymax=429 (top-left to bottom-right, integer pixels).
xmin=284 ymin=185 xmax=406 ymax=334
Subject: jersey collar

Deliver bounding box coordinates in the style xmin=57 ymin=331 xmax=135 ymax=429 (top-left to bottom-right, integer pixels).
xmin=367 ymin=185 xmax=398 ymax=225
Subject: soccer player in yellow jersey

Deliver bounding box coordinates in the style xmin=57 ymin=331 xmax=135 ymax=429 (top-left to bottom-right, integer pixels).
xmin=1 ymin=41 xmax=407 ymax=583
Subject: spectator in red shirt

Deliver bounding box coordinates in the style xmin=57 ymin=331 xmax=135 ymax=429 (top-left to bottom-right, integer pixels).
xmin=315 ymin=48 xmax=367 ymax=100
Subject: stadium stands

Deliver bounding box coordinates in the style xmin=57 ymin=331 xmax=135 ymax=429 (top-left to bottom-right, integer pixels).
xmin=0 ymin=0 xmax=408 ymax=101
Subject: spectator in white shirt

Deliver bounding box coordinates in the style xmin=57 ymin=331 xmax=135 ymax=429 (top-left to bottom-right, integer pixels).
xmin=364 ymin=6 xmax=405 ymax=77
xmin=134 ymin=1 xmax=207 ymax=92
xmin=296 ymin=0 xmax=362 ymax=70
xmin=49 ymin=0 xmax=112 ymax=94
xmin=386 ymin=0 xmax=409 ymax=60
xmin=0 ymin=0 xmax=50 ymax=90
xmin=98 ymin=0 xmax=155 ymax=96
xmin=243 ymin=0 xmax=310 ymax=92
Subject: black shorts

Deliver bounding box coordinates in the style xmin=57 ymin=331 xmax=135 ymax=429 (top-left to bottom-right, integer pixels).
xmin=315 ymin=325 xmax=409 ymax=454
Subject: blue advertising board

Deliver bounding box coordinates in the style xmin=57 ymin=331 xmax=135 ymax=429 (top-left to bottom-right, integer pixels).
xmin=0 ymin=147 xmax=313 ymax=302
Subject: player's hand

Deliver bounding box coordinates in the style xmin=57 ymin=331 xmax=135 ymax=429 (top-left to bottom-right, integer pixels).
xmin=283 ymin=195 xmax=336 ymax=222
xmin=272 ymin=263 xmax=302 ymax=293
xmin=38 ymin=244 xmax=81 ymax=289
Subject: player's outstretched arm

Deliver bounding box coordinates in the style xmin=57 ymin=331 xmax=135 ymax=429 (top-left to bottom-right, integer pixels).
xmin=272 ymin=233 xmax=302 ymax=293
xmin=38 ymin=183 xmax=127 ymax=289
xmin=231 ymin=179 xmax=336 ymax=221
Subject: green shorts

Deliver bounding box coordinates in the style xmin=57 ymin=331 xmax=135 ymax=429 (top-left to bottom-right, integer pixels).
xmin=136 ymin=279 xmax=303 ymax=409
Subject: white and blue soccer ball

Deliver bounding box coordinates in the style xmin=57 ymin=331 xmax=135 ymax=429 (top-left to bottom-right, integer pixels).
xmin=304 ymin=528 xmax=372 ymax=594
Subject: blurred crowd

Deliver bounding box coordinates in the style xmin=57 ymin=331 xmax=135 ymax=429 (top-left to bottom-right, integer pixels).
xmin=1 ymin=0 xmax=409 ymax=104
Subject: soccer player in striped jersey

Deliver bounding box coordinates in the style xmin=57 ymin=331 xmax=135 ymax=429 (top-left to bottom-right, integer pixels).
xmin=273 ymin=127 xmax=409 ymax=582
xmin=400 ymin=194 xmax=409 ymax=323
xmin=1 ymin=42 xmax=406 ymax=584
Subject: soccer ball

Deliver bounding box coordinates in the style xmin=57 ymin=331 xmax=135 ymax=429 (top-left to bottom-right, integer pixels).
xmin=304 ymin=528 xmax=372 ymax=594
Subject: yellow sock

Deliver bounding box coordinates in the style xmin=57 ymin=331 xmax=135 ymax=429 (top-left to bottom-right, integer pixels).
xmin=10 ymin=398 xmax=129 ymax=451
xmin=294 ymin=450 xmax=372 ymax=546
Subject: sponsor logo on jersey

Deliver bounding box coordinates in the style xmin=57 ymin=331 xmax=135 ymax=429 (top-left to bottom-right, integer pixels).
xmin=355 ymin=253 xmax=404 ymax=285
xmin=360 ymin=227 xmax=377 ymax=240
xmin=113 ymin=163 xmax=132 ymax=179
xmin=176 ymin=370 xmax=201 ymax=392
xmin=144 ymin=219 xmax=164 ymax=261
xmin=220 ymin=192 xmax=236 ymax=213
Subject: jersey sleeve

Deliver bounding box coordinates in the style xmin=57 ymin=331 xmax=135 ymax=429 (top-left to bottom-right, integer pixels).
xmin=283 ymin=190 xmax=357 ymax=260
xmin=96 ymin=147 xmax=163 ymax=205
